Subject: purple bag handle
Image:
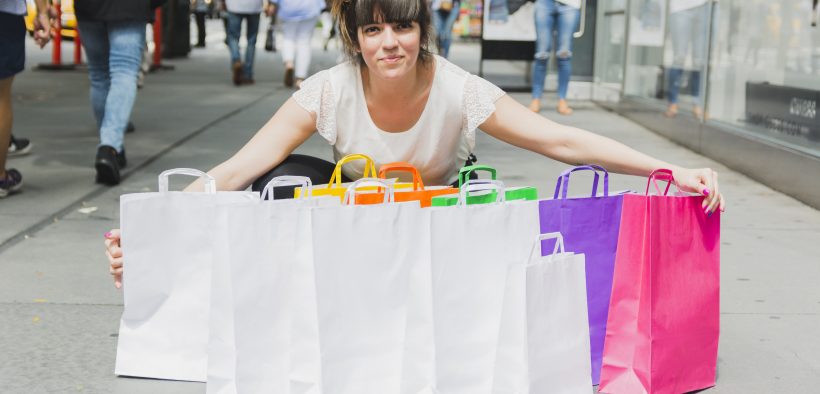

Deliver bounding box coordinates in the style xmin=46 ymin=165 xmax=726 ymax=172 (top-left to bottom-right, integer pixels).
xmin=553 ymin=165 xmax=609 ymax=199
xmin=645 ymin=168 xmax=680 ymax=196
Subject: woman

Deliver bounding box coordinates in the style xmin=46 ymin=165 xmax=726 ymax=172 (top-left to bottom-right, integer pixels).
xmin=105 ymin=0 xmax=724 ymax=287
xmin=270 ymin=0 xmax=326 ymax=88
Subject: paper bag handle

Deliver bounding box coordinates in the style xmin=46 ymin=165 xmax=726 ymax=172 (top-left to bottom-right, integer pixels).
xmin=645 ymin=169 xmax=680 ymax=196
xmin=378 ymin=162 xmax=424 ymax=191
xmin=458 ymin=164 xmax=497 ymax=188
xmin=553 ymin=165 xmax=608 ymax=199
xmin=343 ymin=178 xmax=396 ymax=205
xmin=528 ymin=232 xmax=566 ymax=265
xmin=457 ymin=179 xmax=506 ymax=206
xmin=158 ymin=168 xmax=216 ymax=193
xmin=328 ymin=154 xmax=377 ymax=188
xmin=262 ymin=176 xmax=312 ymax=200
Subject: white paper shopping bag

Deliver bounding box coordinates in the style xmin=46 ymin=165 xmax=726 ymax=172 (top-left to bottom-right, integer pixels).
xmin=494 ymin=232 xmax=592 ymax=394
xmin=211 ymin=177 xmax=337 ymax=394
xmin=116 ymin=168 xmax=258 ymax=382
xmin=429 ymin=180 xmax=541 ymax=394
xmin=310 ymin=178 xmax=434 ymax=394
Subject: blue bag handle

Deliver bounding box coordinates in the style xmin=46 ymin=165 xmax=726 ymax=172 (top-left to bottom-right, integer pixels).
xmin=553 ymin=165 xmax=609 ymax=199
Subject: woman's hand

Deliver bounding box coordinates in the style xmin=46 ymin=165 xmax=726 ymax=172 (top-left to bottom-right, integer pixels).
xmin=672 ymin=167 xmax=725 ymax=215
xmin=104 ymin=229 xmax=123 ymax=289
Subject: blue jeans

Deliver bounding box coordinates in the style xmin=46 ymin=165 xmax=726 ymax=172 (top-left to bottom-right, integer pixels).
xmin=226 ymin=12 xmax=260 ymax=79
xmin=78 ymin=20 xmax=146 ymax=153
xmin=531 ymin=0 xmax=579 ymax=100
xmin=432 ymin=4 xmax=460 ymax=58
xmin=667 ymin=4 xmax=708 ymax=105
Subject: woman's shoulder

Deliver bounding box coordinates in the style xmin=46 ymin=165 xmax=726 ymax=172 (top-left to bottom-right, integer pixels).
xmin=434 ymin=55 xmax=471 ymax=82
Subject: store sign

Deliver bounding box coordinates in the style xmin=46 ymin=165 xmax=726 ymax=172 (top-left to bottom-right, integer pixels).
xmin=746 ymin=83 xmax=820 ymax=143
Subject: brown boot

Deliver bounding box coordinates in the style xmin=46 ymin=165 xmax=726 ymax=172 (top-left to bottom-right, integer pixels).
xmin=284 ymin=67 xmax=295 ymax=88
xmin=232 ymin=61 xmax=243 ymax=86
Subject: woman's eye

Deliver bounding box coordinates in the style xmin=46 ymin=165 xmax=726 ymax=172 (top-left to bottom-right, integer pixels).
xmin=396 ymin=22 xmax=412 ymax=30
xmin=364 ymin=26 xmax=380 ymax=34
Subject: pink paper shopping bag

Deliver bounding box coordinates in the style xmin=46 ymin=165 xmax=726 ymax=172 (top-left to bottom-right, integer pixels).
xmin=599 ymin=169 xmax=720 ymax=394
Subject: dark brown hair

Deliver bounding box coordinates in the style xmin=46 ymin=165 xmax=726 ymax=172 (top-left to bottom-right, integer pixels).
xmin=331 ymin=0 xmax=433 ymax=65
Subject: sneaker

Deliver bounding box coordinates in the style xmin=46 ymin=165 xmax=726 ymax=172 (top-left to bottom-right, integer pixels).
xmin=95 ymin=145 xmax=121 ymax=185
xmin=284 ymin=67 xmax=295 ymax=88
xmin=0 ymin=169 xmax=23 ymax=198
xmin=8 ymin=135 xmax=32 ymax=157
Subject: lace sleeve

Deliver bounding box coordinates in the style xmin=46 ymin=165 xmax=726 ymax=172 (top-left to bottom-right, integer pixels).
xmin=292 ymin=70 xmax=336 ymax=145
xmin=461 ymin=74 xmax=506 ymax=144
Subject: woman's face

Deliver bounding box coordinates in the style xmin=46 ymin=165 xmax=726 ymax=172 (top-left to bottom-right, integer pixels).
xmin=357 ymin=20 xmax=422 ymax=80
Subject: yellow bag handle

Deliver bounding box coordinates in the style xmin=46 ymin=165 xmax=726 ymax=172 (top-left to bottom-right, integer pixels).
xmin=327 ymin=154 xmax=377 ymax=188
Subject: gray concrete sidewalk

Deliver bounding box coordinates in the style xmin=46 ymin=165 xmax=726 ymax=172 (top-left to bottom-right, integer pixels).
xmin=1 ymin=21 xmax=818 ymax=393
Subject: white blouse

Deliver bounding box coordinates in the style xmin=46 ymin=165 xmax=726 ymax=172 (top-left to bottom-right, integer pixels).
xmin=292 ymin=55 xmax=505 ymax=186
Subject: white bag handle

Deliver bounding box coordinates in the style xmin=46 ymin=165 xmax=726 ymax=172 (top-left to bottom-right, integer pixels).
xmin=158 ymin=168 xmax=216 ymax=194
xmin=457 ymin=179 xmax=506 ymax=206
xmin=527 ymin=232 xmax=566 ymax=265
xmin=262 ymin=176 xmax=312 ymax=200
xmin=343 ymin=178 xmax=395 ymax=205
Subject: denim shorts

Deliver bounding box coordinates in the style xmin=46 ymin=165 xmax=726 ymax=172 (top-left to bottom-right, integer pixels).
xmin=0 ymin=12 xmax=26 ymax=79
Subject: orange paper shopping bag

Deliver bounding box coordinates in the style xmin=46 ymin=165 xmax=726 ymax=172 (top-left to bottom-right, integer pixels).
xmin=599 ymin=169 xmax=720 ymax=394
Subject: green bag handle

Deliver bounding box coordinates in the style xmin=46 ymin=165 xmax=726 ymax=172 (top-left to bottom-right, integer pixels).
xmin=458 ymin=165 xmax=497 ymax=188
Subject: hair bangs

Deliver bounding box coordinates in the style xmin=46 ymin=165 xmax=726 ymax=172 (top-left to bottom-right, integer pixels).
xmin=354 ymin=0 xmax=423 ymax=26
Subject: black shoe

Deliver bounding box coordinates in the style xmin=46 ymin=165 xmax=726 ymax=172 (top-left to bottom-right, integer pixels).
xmin=117 ymin=148 xmax=127 ymax=168
xmin=126 ymin=122 xmax=135 ymax=133
xmin=95 ymin=145 xmax=121 ymax=185
xmin=8 ymin=135 xmax=32 ymax=157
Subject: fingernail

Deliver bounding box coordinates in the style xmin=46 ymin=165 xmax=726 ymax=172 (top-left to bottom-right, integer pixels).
xmin=702 ymin=188 xmax=710 ymax=196
xmin=104 ymin=231 xmax=111 ymax=238
xmin=707 ymin=210 xmax=712 ymax=217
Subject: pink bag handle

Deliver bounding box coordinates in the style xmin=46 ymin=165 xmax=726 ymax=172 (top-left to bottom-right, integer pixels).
xmin=645 ymin=169 xmax=680 ymax=196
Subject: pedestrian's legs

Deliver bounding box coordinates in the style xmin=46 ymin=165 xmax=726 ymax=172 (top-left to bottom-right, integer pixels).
xmin=280 ymin=19 xmax=298 ymax=87
xmin=243 ymin=13 xmax=260 ymax=80
xmin=98 ymin=21 xmax=145 ymax=153
xmin=666 ymin=9 xmax=690 ymax=116
xmin=555 ymin=3 xmax=579 ymax=115
xmin=529 ymin=0 xmax=555 ymax=112
xmin=78 ymin=20 xmax=111 ymax=128
xmin=439 ymin=7 xmax=460 ymax=58
xmin=195 ymin=12 xmax=207 ymax=46
xmin=293 ymin=17 xmax=318 ymax=83
xmin=431 ymin=9 xmax=445 ymax=55
xmin=226 ymin=12 xmax=242 ymax=66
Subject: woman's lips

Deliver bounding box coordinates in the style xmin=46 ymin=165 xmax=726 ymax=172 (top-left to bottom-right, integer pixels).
xmin=381 ymin=55 xmax=403 ymax=63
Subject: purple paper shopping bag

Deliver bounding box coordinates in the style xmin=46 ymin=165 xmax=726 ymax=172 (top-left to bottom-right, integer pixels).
xmin=539 ymin=165 xmax=624 ymax=385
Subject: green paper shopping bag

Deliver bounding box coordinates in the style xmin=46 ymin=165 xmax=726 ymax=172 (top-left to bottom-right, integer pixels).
xmin=430 ymin=165 xmax=537 ymax=206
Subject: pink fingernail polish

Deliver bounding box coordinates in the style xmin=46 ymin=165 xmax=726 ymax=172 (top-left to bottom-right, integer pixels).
xmin=702 ymin=189 xmax=710 ymax=196
xmin=104 ymin=231 xmax=111 ymax=238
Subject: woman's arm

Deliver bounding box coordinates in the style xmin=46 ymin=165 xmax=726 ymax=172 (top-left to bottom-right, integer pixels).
xmin=480 ymin=95 xmax=725 ymax=213
xmin=185 ymin=97 xmax=317 ymax=191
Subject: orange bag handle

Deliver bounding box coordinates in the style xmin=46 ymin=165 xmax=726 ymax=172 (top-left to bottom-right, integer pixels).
xmin=327 ymin=154 xmax=377 ymax=188
xmin=378 ymin=162 xmax=424 ymax=191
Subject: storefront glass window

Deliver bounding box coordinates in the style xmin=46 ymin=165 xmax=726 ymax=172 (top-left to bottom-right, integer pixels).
xmin=707 ymin=0 xmax=820 ymax=156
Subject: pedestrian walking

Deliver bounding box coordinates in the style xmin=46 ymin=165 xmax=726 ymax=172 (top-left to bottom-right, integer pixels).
xmin=220 ymin=0 xmax=265 ymax=85
xmin=75 ymin=0 xmax=165 ymax=185
xmin=0 ymin=0 xmax=53 ymax=198
xmin=192 ymin=0 xmax=210 ymax=47
xmin=430 ymin=0 xmax=460 ymax=58
xmin=105 ymin=0 xmax=725 ymax=286
xmin=528 ymin=0 xmax=581 ymax=115
xmin=269 ymin=0 xmax=325 ymax=88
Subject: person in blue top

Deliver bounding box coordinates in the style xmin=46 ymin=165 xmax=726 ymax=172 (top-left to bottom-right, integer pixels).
xmin=269 ymin=0 xmax=326 ymax=88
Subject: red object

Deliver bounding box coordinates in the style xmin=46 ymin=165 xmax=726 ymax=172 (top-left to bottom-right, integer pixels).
xmin=51 ymin=3 xmax=63 ymax=65
xmin=74 ymin=31 xmax=83 ymax=65
xmin=152 ymin=8 xmax=163 ymax=67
